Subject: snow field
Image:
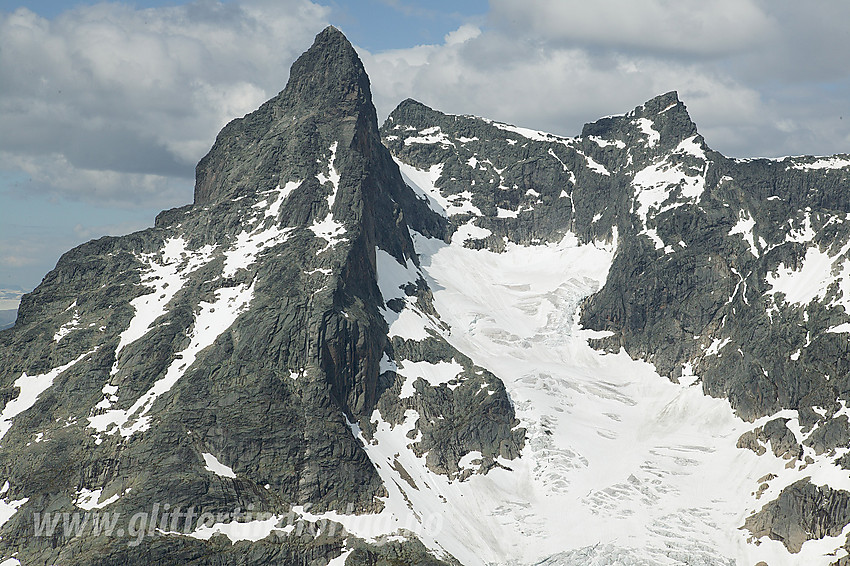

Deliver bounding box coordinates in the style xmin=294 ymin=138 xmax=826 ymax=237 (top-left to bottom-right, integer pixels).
xmin=361 ymin=226 xmax=844 ymax=565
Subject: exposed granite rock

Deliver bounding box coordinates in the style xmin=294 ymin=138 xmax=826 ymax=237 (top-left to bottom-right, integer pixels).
xmin=0 ymin=27 xmax=514 ymax=565
xmin=745 ymin=478 xmax=850 ymax=553
xmin=382 ymin=91 xmax=850 ymax=426
xmin=376 ymin=338 xmax=524 ymax=480
xmin=382 ymin=92 xmax=850 ymax=561
xmin=345 ymin=537 xmax=458 ymax=566
xmin=805 ymin=415 xmax=850 ymax=456
xmin=4 ymin=21 xmax=850 ymax=565
xmin=737 ymin=418 xmax=803 ymax=460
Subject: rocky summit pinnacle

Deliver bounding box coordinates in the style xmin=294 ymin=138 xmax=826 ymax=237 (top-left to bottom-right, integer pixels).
xmin=4 ymin=26 xmax=850 ymax=566
xmin=581 ymin=90 xmax=698 ymax=149
xmin=281 ymin=26 xmax=373 ymax=119
xmin=194 ymin=25 xmax=378 ymax=206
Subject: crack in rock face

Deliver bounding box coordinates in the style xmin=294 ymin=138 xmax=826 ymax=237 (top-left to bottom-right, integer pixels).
xmin=2 ymin=25 xmax=850 ymax=566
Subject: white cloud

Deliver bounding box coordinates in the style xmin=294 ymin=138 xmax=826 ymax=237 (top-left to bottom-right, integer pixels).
xmin=1 ymin=0 xmax=849 ymax=292
xmin=444 ymin=24 xmax=480 ymax=46
xmin=488 ymin=0 xmax=774 ymax=57
xmin=0 ymin=229 xmax=67 ymax=273
xmin=363 ymin=27 xmax=767 ymax=154
xmin=2 ymin=0 xmax=850 ymax=218
xmin=0 ymin=0 xmax=329 ymax=208
xmin=0 ymin=151 xmax=193 ymax=207
xmin=72 ymin=219 xmax=152 ymax=241
xmin=0 ymin=253 xmax=39 ymax=269
xmin=363 ymin=1 xmax=850 ymax=159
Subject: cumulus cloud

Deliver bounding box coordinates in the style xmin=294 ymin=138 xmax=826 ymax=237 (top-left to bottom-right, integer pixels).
xmin=363 ymin=23 xmax=767 ymax=155
xmin=0 ymin=151 xmax=192 ymax=207
xmin=3 ymin=0 xmax=850 ymax=292
xmin=0 ymin=227 xmax=70 ymax=278
xmin=0 ymin=0 xmax=329 ymax=208
xmin=363 ymin=0 xmax=850 ymax=158
xmin=488 ymin=0 xmax=775 ymax=57
xmin=2 ymin=0 xmax=850 ymax=217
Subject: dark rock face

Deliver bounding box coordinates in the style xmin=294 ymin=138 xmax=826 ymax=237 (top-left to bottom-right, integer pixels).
xmin=4 ymin=24 xmax=850 ymax=566
xmin=0 ymin=27 xmax=518 ymax=565
xmin=745 ymin=478 xmax=850 ymax=554
xmin=380 ymin=91 xmax=850 ymax=556
xmin=382 ymin=93 xmax=850 ymax=426
xmin=378 ymin=336 xmax=524 ymax=479
xmin=806 ymin=415 xmax=850 ymax=456
xmin=737 ymin=418 xmax=803 ymax=460
xmin=195 ymin=27 xmax=370 ymax=206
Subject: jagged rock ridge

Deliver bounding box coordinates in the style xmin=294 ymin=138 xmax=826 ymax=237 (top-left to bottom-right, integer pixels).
xmin=1 ymin=24 xmax=850 ymax=566
xmin=382 ymin=93 xmax=850 ymax=562
xmin=0 ymin=26 xmax=520 ymax=565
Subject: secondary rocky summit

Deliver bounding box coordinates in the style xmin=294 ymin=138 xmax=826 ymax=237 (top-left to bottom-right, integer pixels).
xmin=3 ymin=26 xmax=850 ymax=566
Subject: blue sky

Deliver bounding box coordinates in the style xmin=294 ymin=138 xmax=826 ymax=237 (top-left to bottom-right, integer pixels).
xmin=0 ymin=0 xmax=488 ymax=50
xmin=0 ymin=0 xmax=489 ymax=291
xmin=1 ymin=0 xmax=849 ymax=294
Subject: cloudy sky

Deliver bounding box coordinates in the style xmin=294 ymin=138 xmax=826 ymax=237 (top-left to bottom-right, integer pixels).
xmin=1 ymin=0 xmax=849 ymax=293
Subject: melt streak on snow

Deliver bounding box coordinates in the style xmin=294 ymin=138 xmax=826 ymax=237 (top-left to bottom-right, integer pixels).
xmin=359 ymin=228 xmax=841 ymax=565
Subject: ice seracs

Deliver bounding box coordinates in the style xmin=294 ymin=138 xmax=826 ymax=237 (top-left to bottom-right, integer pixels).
xmin=342 ymin=228 xmax=806 ymax=565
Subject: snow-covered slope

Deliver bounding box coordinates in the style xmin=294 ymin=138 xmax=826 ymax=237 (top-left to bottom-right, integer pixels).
xmin=351 ymin=227 xmax=845 ymax=565
xmin=5 ymin=26 xmax=850 ymax=566
xmin=381 ymin=93 xmax=850 ymax=564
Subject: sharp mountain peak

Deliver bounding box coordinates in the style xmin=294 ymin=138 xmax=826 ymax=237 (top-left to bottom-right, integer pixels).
xmin=193 ymin=26 xmax=379 ymax=207
xmin=280 ymin=25 xmax=373 ymax=116
xmin=6 ymin=24 xmax=850 ymax=566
